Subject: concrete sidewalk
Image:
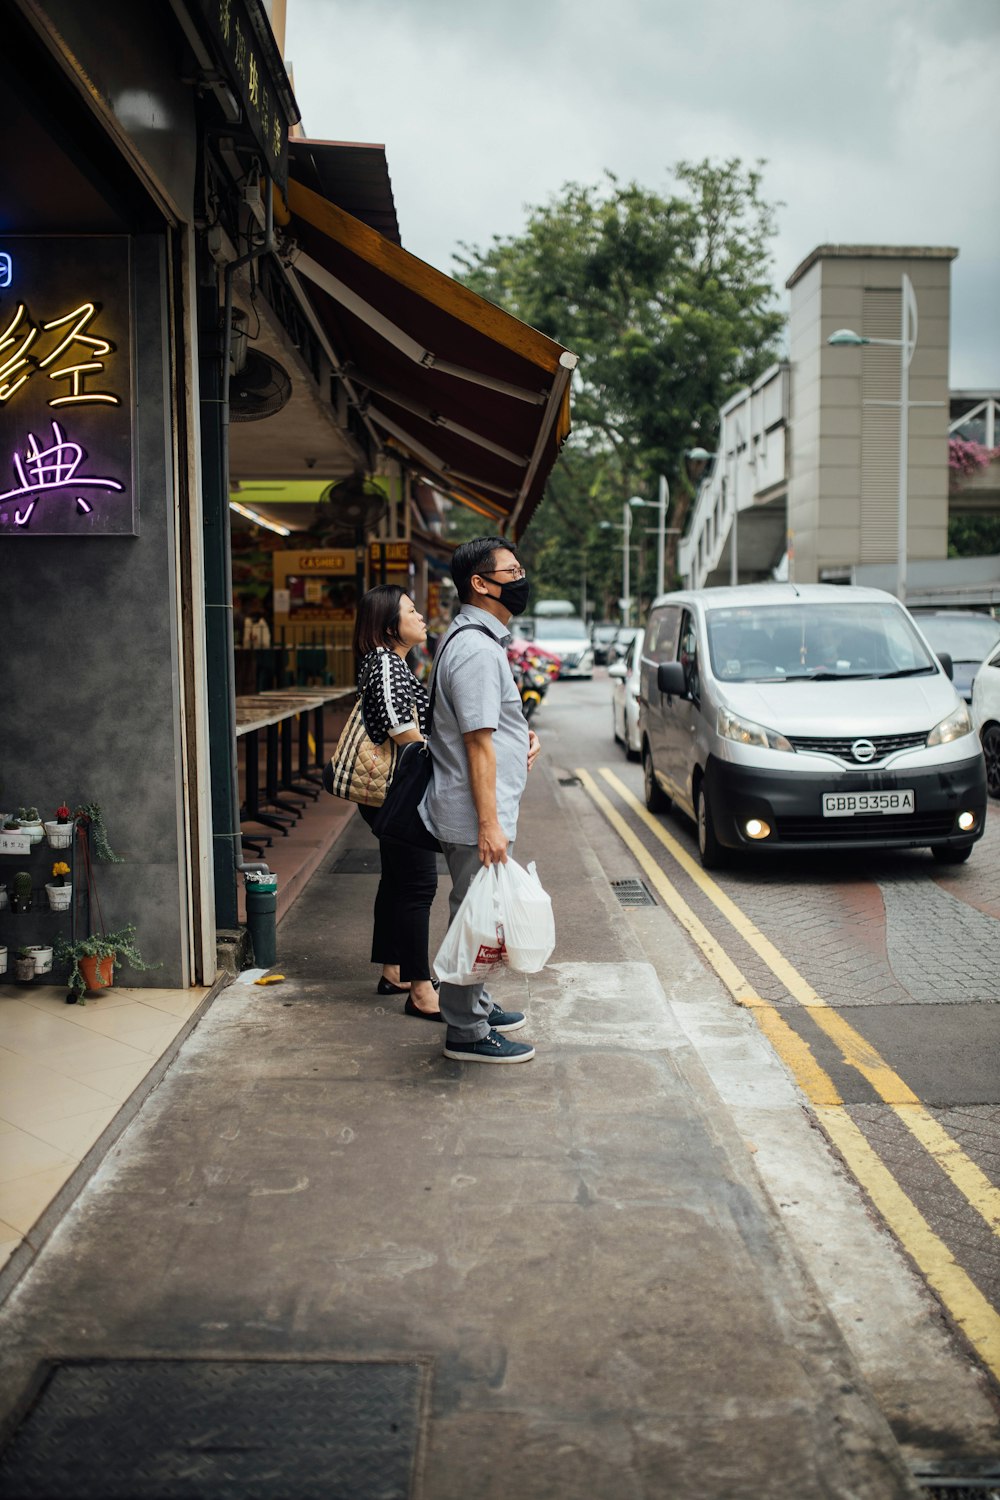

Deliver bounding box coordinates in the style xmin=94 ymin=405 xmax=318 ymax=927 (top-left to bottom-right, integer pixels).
xmin=0 ymin=762 xmax=938 ymax=1497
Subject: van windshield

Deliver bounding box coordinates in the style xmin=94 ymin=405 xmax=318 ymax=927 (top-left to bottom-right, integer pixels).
xmin=705 ymin=603 xmax=938 ymax=683
xmin=533 ymin=618 xmax=588 ymax=641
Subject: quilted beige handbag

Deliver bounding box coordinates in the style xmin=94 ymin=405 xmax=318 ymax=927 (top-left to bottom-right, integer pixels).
xmin=323 ymin=699 xmax=398 ymax=807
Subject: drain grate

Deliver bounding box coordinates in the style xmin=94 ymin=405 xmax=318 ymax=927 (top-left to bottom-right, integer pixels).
xmin=913 ymin=1465 xmax=1000 ymax=1498
xmin=917 ymin=1488 xmax=1000 ymax=1498
xmin=610 ymin=877 xmax=656 ymax=908
xmin=0 ymin=1359 xmax=426 ymax=1500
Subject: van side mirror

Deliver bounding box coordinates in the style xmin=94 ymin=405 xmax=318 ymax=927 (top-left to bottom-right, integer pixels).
xmin=936 ymin=651 xmax=954 ymax=681
xmin=657 ymin=661 xmax=688 ymax=697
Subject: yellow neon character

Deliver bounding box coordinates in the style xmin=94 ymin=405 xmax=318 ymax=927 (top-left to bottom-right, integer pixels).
xmin=39 ymin=303 xmax=120 ymax=408
xmin=0 ymin=305 xmax=38 ymax=403
xmin=234 ymin=17 xmax=247 ymax=73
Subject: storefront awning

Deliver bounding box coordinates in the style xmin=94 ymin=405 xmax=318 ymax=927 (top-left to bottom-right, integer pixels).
xmin=283 ymin=178 xmax=577 ymax=538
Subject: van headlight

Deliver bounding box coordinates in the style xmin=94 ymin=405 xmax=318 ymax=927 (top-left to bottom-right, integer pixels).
xmin=926 ymin=704 xmax=972 ymax=746
xmin=717 ymin=707 xmax=793 ymax=752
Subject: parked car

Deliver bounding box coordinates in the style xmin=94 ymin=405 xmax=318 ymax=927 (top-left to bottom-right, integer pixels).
xmin=591 ymin=622 xmax=619 ymax=665
xmin=520 ymin=615 xmax=594 ymax=678
xmin=971 ymin=641 xmax=1000 ymax=798
xmin=638 ymin=584 xmax=987 ymax=869
xmin=609 ymin=625 xmax=638 ymax=664
xmin=608 ymin=628 xmax=644 ymax=758
xmin=910 ymin=610 xmax=1000 ymax=703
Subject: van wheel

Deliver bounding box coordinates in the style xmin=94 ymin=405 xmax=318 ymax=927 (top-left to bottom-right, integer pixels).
xmin=983 ymin=723 xmax=1000 ymax=798
xmin=696 ymin=783 xmax=729 ymax=870
xmin=612 ymin=708 xmax=623 ymax=746
xmin=643 ymin=749 xmax=670 ymax=812
xmin=931 ymin=843 xmax=973 ymax=865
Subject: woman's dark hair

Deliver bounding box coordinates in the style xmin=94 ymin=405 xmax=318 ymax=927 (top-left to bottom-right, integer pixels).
xmin=451 ymin=536 xmax=519 ymax=603
xmin=353 ymin=584 xmax=409 ymax=668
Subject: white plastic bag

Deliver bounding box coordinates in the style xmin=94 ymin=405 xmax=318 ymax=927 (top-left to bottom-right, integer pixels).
xmin=434 ymin=864 xmax=507 ymax=985
xmin=495 ymin=859 xmax=555 ymax=973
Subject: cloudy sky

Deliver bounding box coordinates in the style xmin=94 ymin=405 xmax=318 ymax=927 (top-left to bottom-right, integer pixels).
xmin=285 ymin=0 xmax=1000 ymax=389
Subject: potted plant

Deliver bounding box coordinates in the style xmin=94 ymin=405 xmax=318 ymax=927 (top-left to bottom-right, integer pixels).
xmin=73 ymin=802 xmax=123 ymax=864
xmin=46 ymin=861 xmax=73 ymax=911
xmin=45 ymin=803 xmax=75 ymax=849
xmin=14 ymin=947 xmax=36 ymax=983
xmin=25 ymin=943 xmax=53 ymax=976
xmin=10 ymin=870 xmax=33 ymax=914
xmin=0 ymin=943 xmax=7 ymax=976
xmin=17 ymin=807 xmax=44 ymax=845
xmin=56 ymin=925 xmax=153 ymax=1004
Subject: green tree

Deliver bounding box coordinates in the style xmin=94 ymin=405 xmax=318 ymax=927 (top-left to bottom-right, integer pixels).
xmin=455 ymin=159 xmax=784 ymax=607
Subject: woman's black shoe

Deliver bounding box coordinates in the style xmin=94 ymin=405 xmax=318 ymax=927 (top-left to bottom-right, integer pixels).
xmin=404 ymin=997 xmax=445 ymax=1022
xmin=377 ymin=977 xmax=440 ymax=996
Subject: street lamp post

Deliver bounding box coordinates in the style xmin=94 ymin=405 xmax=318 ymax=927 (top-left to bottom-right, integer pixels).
xmin=827 ymin=273 xmax=934 ymax=605
xmin=656 ymin=475 xmax=668 ymax=597
xmin=622 ymin=499 xmax=633 ymax=625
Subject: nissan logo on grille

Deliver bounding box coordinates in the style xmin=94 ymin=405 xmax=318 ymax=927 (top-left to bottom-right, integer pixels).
xmin=851 ymin=739 xmax=877 ymax=763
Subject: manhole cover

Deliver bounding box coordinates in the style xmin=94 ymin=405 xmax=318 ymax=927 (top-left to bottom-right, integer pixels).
xmin=610 ymin=877 xmax=656 ymax=907
xmin=0 ymin=1359 xmax=427 ymax=1500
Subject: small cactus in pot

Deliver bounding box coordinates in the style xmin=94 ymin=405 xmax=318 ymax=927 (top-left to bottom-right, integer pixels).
xmin=10 ymin=870 xmax=33 ymax=914
xmin=45 ymin=803 xmax=75 ymax=849
xmin=17 ymin=807 xmax=44 ymax=844
xmin=14 ymin=947 xmax=36 ymax=982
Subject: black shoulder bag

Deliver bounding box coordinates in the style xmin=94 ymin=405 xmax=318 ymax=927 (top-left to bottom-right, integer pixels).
xmin=371 ymin=623 xmax=499 ymax=851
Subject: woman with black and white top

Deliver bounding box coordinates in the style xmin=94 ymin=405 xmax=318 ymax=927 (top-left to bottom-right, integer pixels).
xmin=353 ymin=585 xmax=440 ymax=1019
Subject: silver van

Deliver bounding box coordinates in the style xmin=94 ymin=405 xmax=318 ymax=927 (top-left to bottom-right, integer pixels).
xmin=638 ymin=584 xmax=987 ymax=868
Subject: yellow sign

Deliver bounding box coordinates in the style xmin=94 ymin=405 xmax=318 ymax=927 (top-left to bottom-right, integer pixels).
xmin=369 ymin=540 xmax=410 ymax=566
xmin=295 ymin=551 xmax=354 ymax=573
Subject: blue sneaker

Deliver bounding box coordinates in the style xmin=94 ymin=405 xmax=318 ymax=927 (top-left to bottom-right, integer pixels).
xmin=443 ymin=1028 xmax=535 ymax=1064
xmin=487 ymin=1004 xmax=526 ymax=1033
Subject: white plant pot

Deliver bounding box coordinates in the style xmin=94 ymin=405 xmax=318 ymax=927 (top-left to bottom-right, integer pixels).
xmin=0 ymin=886 xmax=7 ymax=910
xmin=0 ymin=946 xmax=7 ymax=975
xmin=26 ymin=944 xmax=53 ymax=975
xmin=19 ymin=821 xmax=44 ymax=845
xmin=44 ymin=821 xmax=74 ymax=849
xmin=46 ymin=884 xmax=73 ymax=911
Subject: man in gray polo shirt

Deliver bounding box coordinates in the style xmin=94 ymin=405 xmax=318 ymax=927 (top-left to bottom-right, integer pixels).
xmin=419 ymin=536 xmax=541 ymax=1063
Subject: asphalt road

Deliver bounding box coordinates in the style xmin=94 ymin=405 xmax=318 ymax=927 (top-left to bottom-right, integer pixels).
xmin=534 ymin=667 xmax=1000 ymax=1395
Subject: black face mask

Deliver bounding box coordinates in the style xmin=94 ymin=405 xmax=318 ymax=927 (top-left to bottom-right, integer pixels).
xmin=484 ymin=576 xmax=531 ymax=616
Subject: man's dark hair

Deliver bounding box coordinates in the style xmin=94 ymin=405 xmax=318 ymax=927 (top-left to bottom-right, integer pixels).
xmin=451 ymin=536 xmax=520 ymax=604
xmin=353 ymin=584 xmax=408 ymax=667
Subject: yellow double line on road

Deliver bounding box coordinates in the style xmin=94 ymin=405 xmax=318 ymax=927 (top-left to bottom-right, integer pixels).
xmin=577 ymin=766 xmax=1000 ymax=1380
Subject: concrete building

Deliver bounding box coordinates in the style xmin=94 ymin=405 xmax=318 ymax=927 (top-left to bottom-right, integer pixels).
xmin=677 ymin=245 xmax=998 ymax=600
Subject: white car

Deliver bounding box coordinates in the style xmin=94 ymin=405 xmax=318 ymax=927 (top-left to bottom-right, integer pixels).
xmin=608 ymin=628 xmax=644 ymax=759
xmin=971 ymin=640 xmax=1000 ymax=798
xmin=524 ymin=616 xmax=594 ymax=678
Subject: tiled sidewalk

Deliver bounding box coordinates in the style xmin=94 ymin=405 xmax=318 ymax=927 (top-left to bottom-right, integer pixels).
xmin=0 ymin=983 xmax=209 ymax=1269
xmin=0 ymin=788 xmax=358 ymax=1279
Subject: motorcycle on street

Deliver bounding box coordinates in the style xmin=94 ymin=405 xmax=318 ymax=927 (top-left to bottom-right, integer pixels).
xmin=507 ymin=639 xmax=561 ymax=720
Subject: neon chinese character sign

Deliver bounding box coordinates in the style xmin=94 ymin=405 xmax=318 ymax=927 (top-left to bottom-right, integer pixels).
xmin=0 ymin=237 xmax=135 ymax=535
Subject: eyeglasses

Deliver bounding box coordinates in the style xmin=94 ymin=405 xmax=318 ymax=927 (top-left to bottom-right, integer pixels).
xmin=481 ymin=565 xmax=527 ymax=581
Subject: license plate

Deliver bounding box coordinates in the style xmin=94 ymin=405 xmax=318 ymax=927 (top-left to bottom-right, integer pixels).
xmin=822 ymin=789 xmax=915 ymax=817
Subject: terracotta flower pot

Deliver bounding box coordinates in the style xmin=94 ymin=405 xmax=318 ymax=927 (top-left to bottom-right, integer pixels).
xmin=80 ymin=955 xmax=115 ymax=993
